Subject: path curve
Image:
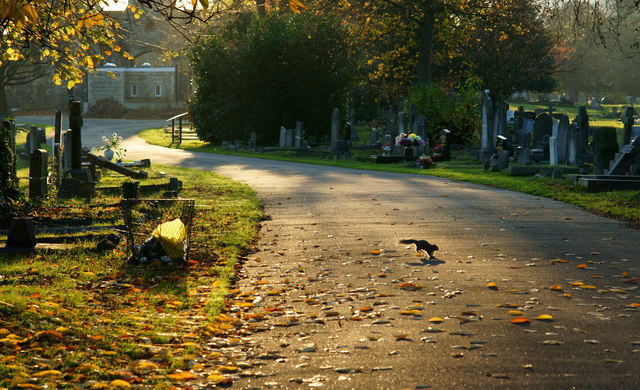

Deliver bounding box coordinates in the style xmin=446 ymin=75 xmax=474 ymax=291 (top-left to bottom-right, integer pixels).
xmin=19 ymin=117 xmax=640 ymax=389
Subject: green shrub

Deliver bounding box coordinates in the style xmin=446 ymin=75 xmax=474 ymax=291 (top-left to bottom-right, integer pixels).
xmin=407 ymin=78 xmax=481 ymax=146
xmin=190 ymin=13 xmax=357 ymax=145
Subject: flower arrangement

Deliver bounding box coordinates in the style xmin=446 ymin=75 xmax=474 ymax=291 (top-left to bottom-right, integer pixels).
xmin=395 ymin=132 xmax=425 ymax=148
xmin=96 ymin=132 xmax=126 ymax=159
xmin=416 ymin=154 xmax=434 ymax=169
xmin=382 ymin=143 xmax=392 ymax=155
xmin=432 ymin=144 xmax=444 ymax=155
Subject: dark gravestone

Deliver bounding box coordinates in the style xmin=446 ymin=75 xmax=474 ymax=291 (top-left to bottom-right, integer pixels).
xmin=29 ymin=149 xmax=49 ymax=200
xmin=533 ymin=113 xmax=553 ymax=158
xmin=6 ymin=218 xmax=36 ymax=248
xmin=440 ymin=129 xmax=451 ymax=161
xmin=576 ymin=106 xmax=590 ymax=162
xmin=69 ymin=101 xmax=83 ymax=170
xmin=622 ymin=106 xmax=634 ymax=146
xmin=295 ymin=122 xmax=304 ymax=148
xmin=592 ymin=127 xmax=619 ymax=174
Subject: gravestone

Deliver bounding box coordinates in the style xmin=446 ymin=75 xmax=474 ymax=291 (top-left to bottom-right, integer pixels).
xmin=397 ymin=111 xmax=407 ymax=134
xmin=413 ymin=115 xmax=428 ymax=151
xmin=279 ymin=126 xmax=287 ymax=148
xmin=439 ymin=129 xmax=451 ymax=161
xmin=333 ymin=140 xmax=349 ymax=158
xmin=555 ymin=114 xmax=569 ymax=163
xmin=607 ymin=136 xmax=640 ymax=175
xmin=576 ymin=106 xmax=590 ymax=164
xmin=369 ymin=129 xmax=379 ymax=146
xmin=62 ymin=131 xmax=73 ymax=172
xmin=592 ymin=127 xmax=619 ymax=174
xmin=248 ymin=132 xmax=257 ymax=151
xmin=549 ymin=136 xmax=558 ymax=165
xmin=409 ymin=103 xmax=417 ymax=130
xmin=567 ymin=121 xmax=579 ymax=166
xmin=533 ymin=112 xmax=553 ymax=158
xmin=27 ymin=126 xmax=39 ymax=153
xmin=6 ymin=217 xmax=36 ymax=248
xmin=622 ymin=106 xmax=634 ymax=146
xmin=69 ymin=101 xmax=83 ymax=170
xmin=349 ymin=109 xmax=359 ymax=141
xmin=331 ymin=108 xmax=340 ymax=152
xmin=295 ymin=121 xmax=304 ymax=148
xmin=514 ymin=106 xmax=525 ymax=133
xmin=384 ymin=109 xmax=394 ymax=135
xmin=480 ymin=91 xmax=493 ymax=160
xmin=29 ymin=149 xmax=49 ymax=199
xmin=285 ymin=128 xmax=295 ymax=148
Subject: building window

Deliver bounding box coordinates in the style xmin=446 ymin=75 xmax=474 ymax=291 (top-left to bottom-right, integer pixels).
xmin=131 ymin=84 xmax=138 ymax=97
xmin=154 ymin=84 xmax=162 ymax=97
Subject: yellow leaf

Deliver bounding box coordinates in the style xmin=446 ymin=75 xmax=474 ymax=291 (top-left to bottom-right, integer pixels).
xmin=109 ymin=379 xmax=131 ymax=388
xmin=535 ymin=314 xmax=554 ymax=321
xmin=369 ymin=250 xmax=381 ymax=255
xmin=33 ymin=370 xmax=62 ymax=378
xmin=549 ymin=284 xmax=562 ymax=291
xmin=576 ymin=264 xmax=587 ymax=269
xmin=217 ymin=365 xmax=238 ymax=373
xmin=428 ymin=316 xmax=444 ymax=323
xmin=67 ymin=80 xmax=76 ymax=90
xmin=508 ymin=310 xmax=522 ymax=316
xmin=168 ymin=371 xmax=198 ymax=381
xmin=207 ymin=374 xmax=228 ymax=384
xmin=289 ymin=0 xmax=307 ymax=13
xmin=487 ymin=282 xmax=497 ymax=289
xmin=198 ymin=0 xmax=209 ymax=9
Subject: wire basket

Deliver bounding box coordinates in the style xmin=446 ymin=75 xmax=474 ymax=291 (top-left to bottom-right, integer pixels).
xmin=120 ymin=198 xmax=195 ymax=263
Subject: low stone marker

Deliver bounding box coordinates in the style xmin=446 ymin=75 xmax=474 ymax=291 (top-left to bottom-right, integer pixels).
xmin=29 ymin=149 xmax=49 ymax=200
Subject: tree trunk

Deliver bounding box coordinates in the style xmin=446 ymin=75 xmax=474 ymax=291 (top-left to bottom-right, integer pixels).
xmin=416 ymin=8 xmax=436 ymax=84
xmin=0 ymin=74 xmax=9 ymax=118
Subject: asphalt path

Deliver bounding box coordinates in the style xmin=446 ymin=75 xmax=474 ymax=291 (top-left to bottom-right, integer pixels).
xmin=18 ymin=117 xmax=640 ymax=389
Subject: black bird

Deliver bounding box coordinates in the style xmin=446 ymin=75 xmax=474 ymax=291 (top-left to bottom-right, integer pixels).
xmin=400 ymin=239 xmax=439 ymax=259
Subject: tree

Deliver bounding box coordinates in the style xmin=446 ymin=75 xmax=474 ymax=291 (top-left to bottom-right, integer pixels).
xmin=190 ymin=12 xmax=357 ymax=145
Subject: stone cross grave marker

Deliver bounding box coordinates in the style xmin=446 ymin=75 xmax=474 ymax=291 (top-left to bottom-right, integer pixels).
xmin=607 ymin=136 xmax=640 ymax=175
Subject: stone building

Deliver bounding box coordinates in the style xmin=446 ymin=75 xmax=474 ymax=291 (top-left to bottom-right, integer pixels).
xmin=87 ymin=65 xmax=178 ymax=110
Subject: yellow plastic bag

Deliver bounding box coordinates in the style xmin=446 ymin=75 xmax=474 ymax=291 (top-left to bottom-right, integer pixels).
xmin=152 ymin=218 xmax=186 ymax=259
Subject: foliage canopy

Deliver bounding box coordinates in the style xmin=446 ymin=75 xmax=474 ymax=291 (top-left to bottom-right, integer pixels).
xmin=190 ymin=12 xmax=357 ymax=145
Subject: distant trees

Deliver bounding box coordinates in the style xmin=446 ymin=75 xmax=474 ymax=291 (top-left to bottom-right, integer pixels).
xmin=190 ymin=12 xmax=357 ymax=145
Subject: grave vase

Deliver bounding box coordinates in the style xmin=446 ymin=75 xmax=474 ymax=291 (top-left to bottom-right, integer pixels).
xmin=103 ymin=149 xmax=115 ymax=161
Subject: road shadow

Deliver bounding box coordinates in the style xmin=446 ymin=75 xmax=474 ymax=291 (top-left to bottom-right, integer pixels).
xmin=407 ymin=257 xmax=445 ymax=266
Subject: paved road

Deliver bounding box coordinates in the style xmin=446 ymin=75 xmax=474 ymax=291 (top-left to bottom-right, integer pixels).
xmin=19 ymin=117 xmax=640 ymax=389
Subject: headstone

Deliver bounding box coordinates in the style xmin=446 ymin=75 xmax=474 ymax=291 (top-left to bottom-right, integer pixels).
xmin=555 ymin=114 xmax=569 ymax=163
xmin=279 ymin=126 xmax=287 ymax=148
xmin=333 ymin=140 xmax=349 ymax=158
xmin=592 ymin=127 xmax=619 ymax=174
xmin=384 ymin=109 xmax=394 ymax=135
xmin=397 ymin=111 xmax=407 ymax=134
xmin=576 ymin=106 xmax=590 ymax=164
xmin=29 ymin=149 xmax=49 ymax=199
xmin=567 ymin=121 xmax=579 ymax=166
xmin=549 ymin=136 xmax=558 ymax=165
xmin=369 ymin=129 xmax=379 ymax=146
xmin=522 ymin=112 xmax=535 ymax=135
xmin=440 ymin=129 xmax=451 ymax=161
xmin=409 ymin=103 xmax=417 ymax=130
xmin=622 ymin=106 xmax=634 ymax=146
xmin=491 ymin=150 xmax=511 ymax=171
xmin=248 ymin=132 xmax=257 ymax=150
xmin=349 ymin=109 xmax=359 ymax=141
xmin=331 ymin=108 xmax=340 ymax=151
xmin=607 ymin=136 xmax=640 ymax=175
xmin=62 ymin=131 xmax=73 ymax=172
xmin=533 ymin=112 xmax=553 ymax=158
xmin=516 ymin=147 xmax=530 ymax=165
xmin=285 ymin=128 xmax=295 ymax=148
xmin=27 ymin=126 xmax=39 ymax=153
xmin=122 ymin=181 xmax=139 ymax=199
xmin=506 ymin=110 xmax=515 ymax=123
xmin=6 ymin=217 xmax=36 ymax=248
xmin=413 ymin=115 xmax=428 ymax=151
xmin=69 ymin=101 xmax=83 ymax=170
xmin=480 ymin=91 xmax=493 ymax=159
xmin=295 ymin=121 xmax=304 ymax=148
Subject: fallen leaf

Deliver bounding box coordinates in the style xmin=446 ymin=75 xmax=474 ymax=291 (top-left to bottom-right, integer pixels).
xmin=109 ymin=379 xmax=131 ymax=388
xmin=487 ymin=282 xmax=498 ymax=289
xmin=535 ymin=314 xmax=554 ymax=321
xmin=428 ymin=317 xmax=444 ymax=323
xmin=549 ymin=284 xmax=562 ymax=291
xmin=511 ymin=317 xmax=530 ymax=324
xmin=168 ymin=371 xmax=198 ymax=381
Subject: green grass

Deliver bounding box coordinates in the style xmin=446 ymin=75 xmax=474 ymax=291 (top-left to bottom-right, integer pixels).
xmin=0 ymin=163 xmax=263 ymax=388
xmin=138 ymin=128 xmax=640 ymax=229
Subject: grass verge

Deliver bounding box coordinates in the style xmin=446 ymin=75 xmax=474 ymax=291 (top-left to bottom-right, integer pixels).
xmin=0 ymin=164 xmax=263 ymax=388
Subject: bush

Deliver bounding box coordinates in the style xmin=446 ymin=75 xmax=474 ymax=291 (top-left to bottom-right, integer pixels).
xmin=407 ymin=78 xmax=481 ymax=146
xmin=190 ymin=13 xmax=357 ymax=145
